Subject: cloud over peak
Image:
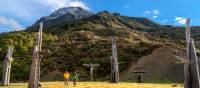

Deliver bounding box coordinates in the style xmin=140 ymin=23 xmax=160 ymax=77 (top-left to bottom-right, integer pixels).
xmin=68 ymin=1 xmax=90 ymax=10
xmin=39 ymin=0 xmax=90 ymax=11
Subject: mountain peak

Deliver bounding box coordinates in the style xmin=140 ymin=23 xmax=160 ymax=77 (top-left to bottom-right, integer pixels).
xmin=50 ymin=7 xmax=91 ymax=17
xmin=30 ymin=7 xmax=94 ymax=29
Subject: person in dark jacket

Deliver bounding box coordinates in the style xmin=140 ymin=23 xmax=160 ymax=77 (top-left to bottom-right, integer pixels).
xmin=71 ymin=71 xmax=78 ymax=87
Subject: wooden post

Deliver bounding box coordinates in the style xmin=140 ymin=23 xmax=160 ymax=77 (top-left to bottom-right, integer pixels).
xmin=133 ymin=66 xmax=147 ymax=83
xmin=83 ymin=63 xmax=100 ymax=81
xmin=2 ymin=46 xmax=14 ymax=86
xmin=189 ymin=39 xmax=200 ymax=87
xmin=184 ymin=18 xmax=200 ymax=88
xmin=184 ymin=18 xmax=190 ymax=88
xmin=138 ymin=74 xmax=142 ymax=83
xmin=37 ymin=23 xmax=43 ymax=85
xmin=110 ymin=31 xmax=119 ymax=83
xmin=28 ymin=22 xmax=43 ymax=88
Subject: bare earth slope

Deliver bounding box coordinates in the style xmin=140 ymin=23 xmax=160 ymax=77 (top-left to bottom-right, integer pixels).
xmin=122 ymin=46 xmax=186 ymax=82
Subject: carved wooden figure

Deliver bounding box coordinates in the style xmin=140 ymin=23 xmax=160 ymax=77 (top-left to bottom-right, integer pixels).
xmin=2 ymin=46 xmax=14 ymax=86
xmin=110 ymin=34 xmax=119 ymax=83
xmin=28 ymin=22 xmax=43 ymax=88
xmin=184 ymin=18 xmax=200 ymax=88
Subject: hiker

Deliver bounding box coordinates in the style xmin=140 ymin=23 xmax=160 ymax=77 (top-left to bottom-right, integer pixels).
xmin=64 ymin=71 xmax=70 ymax=86
xmin=71 ymin=71 xmax=78 ymax=87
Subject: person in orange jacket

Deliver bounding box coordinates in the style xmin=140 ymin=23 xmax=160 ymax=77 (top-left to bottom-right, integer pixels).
xmin=64 ymin=71 xmax=70 ymax=86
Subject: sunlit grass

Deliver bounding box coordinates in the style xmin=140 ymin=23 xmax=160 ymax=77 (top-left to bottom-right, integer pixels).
xmin=0 ymin=82 xmax=183 ymax=88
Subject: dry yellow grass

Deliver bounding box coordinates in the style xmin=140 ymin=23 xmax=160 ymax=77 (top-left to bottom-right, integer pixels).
xmin=0 ymin=82 xmax=183 ymax=88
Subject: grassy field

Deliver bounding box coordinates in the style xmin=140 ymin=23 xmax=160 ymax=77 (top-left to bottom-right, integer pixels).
xmin=0 ymin=82 xmax=183 ymax=88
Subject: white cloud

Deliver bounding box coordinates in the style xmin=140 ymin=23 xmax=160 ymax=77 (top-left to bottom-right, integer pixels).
xmin=143 ymin=9 xmax=161 ymax=19
xmin=153 ymin=9 xmax=160 ymax=15
xmin=123 ymin=5 xmax=130 ymax=8
xmin=9 ymin=19 xmax=24 ymax=30
xmin=0 ymin=0 xmax=89 ymax=32
xmin=0 ymin=0 xmax=89 ymax=19
xmin=41 ymin=0 xmax=66 ymax=10
xmin=159 ymin=20 xmax=169 ymax=24
xmin=144 ymin=11 xmax=151 ymax=15
xmin=175 ymin=17 xmax=187 ymax=24
xmin=0 ymin=17 xmax=8 ymax=25
xmin=38 ymin=0 xmax=90 ymax=11
xmin=68 ymin=1 xmax=90 ymax=10
xmin=153 ymin=15 xmax=158 ymax=19
xmin=0 ymin=16 xmax=24 ymax=31
xmin=0 ymin=0 xmax=31 ymax=18
xmin=162 ymin=20 xmax=169 ymax=22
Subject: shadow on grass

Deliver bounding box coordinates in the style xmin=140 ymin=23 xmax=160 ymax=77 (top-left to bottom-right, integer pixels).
xmin=10 ymin=83 xmax=27 ymax=86
xmin=121 ymin=80 xmax=183 ymax=85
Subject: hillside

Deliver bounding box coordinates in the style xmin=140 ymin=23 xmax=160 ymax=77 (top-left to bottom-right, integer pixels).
xmin=0 ymin=7 xmax=199 ymax=82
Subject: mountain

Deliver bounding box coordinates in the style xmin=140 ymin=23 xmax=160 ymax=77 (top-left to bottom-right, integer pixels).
xmin=28 ymin=7 xmax=94 ymax=29
xmin=1 ymin=7 xmax=200 ymax=82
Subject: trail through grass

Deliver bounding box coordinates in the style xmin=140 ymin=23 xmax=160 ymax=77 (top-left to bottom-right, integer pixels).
xmin=0 ymin=82 xmax=183 ymax=88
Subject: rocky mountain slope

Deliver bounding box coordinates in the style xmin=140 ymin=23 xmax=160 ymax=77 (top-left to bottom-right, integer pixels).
xmin=0 ymin=7 xmax=200 ymax=82
xmin=29 ymin=7 xmax=94 ymax=29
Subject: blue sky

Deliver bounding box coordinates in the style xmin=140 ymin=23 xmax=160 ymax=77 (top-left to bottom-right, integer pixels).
xmin=0 ymin=0 xmax=199 ymax=32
